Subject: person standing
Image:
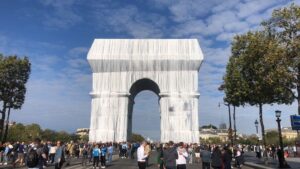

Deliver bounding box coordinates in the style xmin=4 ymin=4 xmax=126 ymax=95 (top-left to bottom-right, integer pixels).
xmin=144 ymin=142 xmax=151 ymax=167
xmin=14 ymin=141 xmax=25 ymax=167
xmin=211 ymin=146 xmax=222 ymax=169
xmin=137 ymin=141 xmax=148 ymax=169
xmin=235 ymin=147 xmax=243 ymax=169
xmin=163 ymin=141 xmax=178 ymax=169
xmin=222 ymin=146 xmax=232 ymax=169
xmin=200 ymin=145 xmax=211 ymax=169
xmin=92 ymin=144 xmax=100 ymax=169
xmin=81 ymin=144 xmax=88 ymax=166
xmin=49 ymin=143 xmax=57 ymax=164
xmin=121 ymin=142 xmax=128 ymax=158
xmin=255 ymin=144 xmax=261 ymax=159
xmin=107 ymin=143 xmax=113 ymax=164
xmin=27 ymin=138 xmax=47 ymax=169
xmin=293 ymin=145 xmax=297 ymax=157
xmin=194 ymin=145 xmax=201 ymax=163
xmin=100 ymin=144 xmax=107 ymax=168
xmin=54 ymin=141 xmax=64 ymax=169
xmin=156 ymin=144 xmax=164 ymax=169
xmin=89 ymin=144 xmax=93 ymax=163
xmin=176 ymin=142 xmax=188 ymax=169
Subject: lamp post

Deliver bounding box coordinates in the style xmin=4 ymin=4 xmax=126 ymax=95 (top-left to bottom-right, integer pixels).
xmin=275 ymin=110 xmax=289 ymax=168
xmin=219 ymin=102 xmax=233 ymax=147
xmin=255 ymin=119 xmax=259 ymax=134
xmin=254 ymin=119 xmax=259 ymax=142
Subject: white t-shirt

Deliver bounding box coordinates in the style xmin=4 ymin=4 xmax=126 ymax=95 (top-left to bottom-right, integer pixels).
xmin=49 ymin=146 xmax=57 ymax=154
xmin=137 ymin=146 xmax=148 ymax=162
xmin=176 ymin=148 xmax=188 ymax=165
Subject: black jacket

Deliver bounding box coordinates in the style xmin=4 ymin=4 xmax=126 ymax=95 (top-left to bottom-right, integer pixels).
xmin=163 ymin=146 xmax=178 ymax=167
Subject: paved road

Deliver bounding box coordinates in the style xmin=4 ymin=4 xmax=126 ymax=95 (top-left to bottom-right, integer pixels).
xmin=243 ymin=151 xmax=300 ymax=169
xmin=63 ymin=153 xmax=255 ymax=169
xmin=1 ymin=151 xmax=256 ymax=169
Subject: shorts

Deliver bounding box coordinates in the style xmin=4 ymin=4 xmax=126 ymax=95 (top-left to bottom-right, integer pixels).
xmin=18 ymin=153 xmax=24 ymax=159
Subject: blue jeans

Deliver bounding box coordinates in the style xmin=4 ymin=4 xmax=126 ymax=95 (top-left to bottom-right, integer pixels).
xmin=108 ymin=153 xmax=113 ymax=163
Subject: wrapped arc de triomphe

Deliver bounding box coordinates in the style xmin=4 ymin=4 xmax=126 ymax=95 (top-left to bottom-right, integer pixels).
xmin=87 ymin=39 xmax=204 ymax=143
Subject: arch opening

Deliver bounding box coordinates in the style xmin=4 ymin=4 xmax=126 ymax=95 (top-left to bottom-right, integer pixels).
xmin=127 ymin=78 xmax=161 ymax=141
xmin=129 ymin=78 xmax=160 ymax=98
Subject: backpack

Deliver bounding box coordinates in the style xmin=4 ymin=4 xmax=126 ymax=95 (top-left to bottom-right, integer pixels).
xmin=27 ymin=148 xmax=39 ymax=168
xmin=83 ymin=148 xmax=88 ymax=155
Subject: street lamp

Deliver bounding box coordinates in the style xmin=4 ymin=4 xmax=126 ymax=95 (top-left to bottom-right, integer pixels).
xmin=254 ymin=119 xmax=259 ymax=134
xmin=275 ymin=110 xmax=289 ymax=168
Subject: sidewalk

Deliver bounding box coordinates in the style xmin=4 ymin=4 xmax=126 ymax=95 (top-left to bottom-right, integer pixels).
xmin=244 ymin=152 xmax=300 ymax=169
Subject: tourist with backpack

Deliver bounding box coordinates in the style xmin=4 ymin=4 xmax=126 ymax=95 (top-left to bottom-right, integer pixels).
xmin=54 ymin=141 xmax=64 ymax=169
xmin=92 ymin=144 xmax=100 ymax=169
xmin=27 ymin=138 xmax=47 ymax=169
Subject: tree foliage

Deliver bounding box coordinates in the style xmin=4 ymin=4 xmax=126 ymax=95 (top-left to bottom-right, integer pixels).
xmin=222 ymin=4 xmax=300 ymax=148
xmin=0 ymin=55 xmax=31 ymax=141
xmin=200 ymin=137 xmax=222 ymax=144
xmin=262 ymin=3 xmax=300 ymax=114
xmin=130 ymin=133 xmax=145 ymax=142
xmin=223 ymin=30 xmax=294 ymax=147
xmin=7 ymin=123 xmax=80 ymax=143
xmin=200 ymin=124 xmax=218 ymax=129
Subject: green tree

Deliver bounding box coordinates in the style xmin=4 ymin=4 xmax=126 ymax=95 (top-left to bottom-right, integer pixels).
xmin=7 ymin=123 xmax=27 ymax=142
xmin=266 ymin=131 xmax=279 ymax=145
xmin=130 ymin=133 xmax=145 ymax=142
xmin=81 ymin=135 xmax=89 ymax=142
xmin=207 ymin=137 xmax=222 ymax=144
xmin=262 ymin=4 xmax=300 ymax=114
xmin=226 ymin=31 xmax=293 ymax=147
xmin=6 ymin=123 xmax=82 ymax=143
xmin=238 ymin=135 xmax=259 ymax=145
xmin=55 ymin=131 xmax=72 ymax=142
xmin=0 ymin=55 xmax=31 ymax=141
xmin=41 ymin=129 xmax=57 ymax=142
xmin=200 ymin=124 xmax=218 ymax=129
xmin=25 ymin=123 xmax=42 ymax=141
xmin=222 ymin=56 xmax=247 ymax=144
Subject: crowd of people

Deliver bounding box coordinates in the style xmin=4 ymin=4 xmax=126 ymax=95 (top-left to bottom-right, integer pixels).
xmin=0 ymin=139 xmax=116 ymax=169
xmin=1 ymin=138 xmax=298 ymax=169
xmin=139 ymin=141 xmax=245 ymax=169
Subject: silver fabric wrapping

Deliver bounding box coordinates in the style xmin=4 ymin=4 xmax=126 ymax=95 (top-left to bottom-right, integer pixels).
xmin=87 ymin=39 xmax=204 ymax=143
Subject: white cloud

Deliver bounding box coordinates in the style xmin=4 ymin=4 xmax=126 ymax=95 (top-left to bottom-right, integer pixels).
xmin=173 ymin=20 xmax=206 ymax=37
xmin=166 ymin=0 xmax=220 ymax=22
xmin=40 ymin=0 xmax=82 ymax=29
xmin=92 ymin=5 xmax=166 ymax=38
xmin=236 ymin=0 xmax=283 ymax=18
xmin=212 ymin=0 xmax=240 ymax=12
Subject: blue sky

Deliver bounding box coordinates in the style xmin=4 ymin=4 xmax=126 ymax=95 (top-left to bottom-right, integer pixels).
xmin=0 ymin=0 xmax=299 ymax=140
